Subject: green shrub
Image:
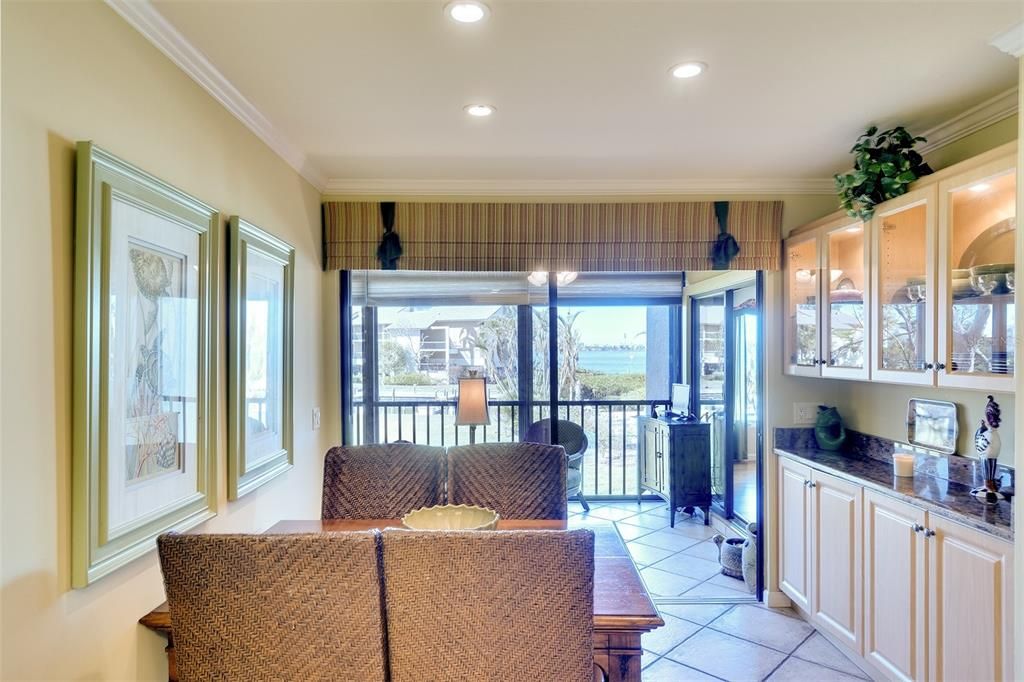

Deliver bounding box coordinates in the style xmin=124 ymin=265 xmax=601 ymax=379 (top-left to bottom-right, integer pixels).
xmin=578 ymin=372 xmax=646 ymax=400
xmin=383 ymin=371 xmax=437 ymax=386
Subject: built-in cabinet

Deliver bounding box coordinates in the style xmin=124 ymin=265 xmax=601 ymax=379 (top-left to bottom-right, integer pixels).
xmin=636 ymin=417 xmax=711 ymax=527
xmin=784 ymin=144 xmax=1017 ymax=391
xmin=777 ymin=459 xmax=862 ymax=651
xmin=780 ymin=457 xmax=1014 ymax=681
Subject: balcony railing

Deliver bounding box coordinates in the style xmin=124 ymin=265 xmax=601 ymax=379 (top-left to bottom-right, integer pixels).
xmin=353 ymin=399 xmax=669 ymax=498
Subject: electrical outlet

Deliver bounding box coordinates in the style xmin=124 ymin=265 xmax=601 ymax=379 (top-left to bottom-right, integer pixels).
xmin=793 ymin=403 xmax=819 ymax=425
xmin=312 ymin=407 xmax=321 ymax=430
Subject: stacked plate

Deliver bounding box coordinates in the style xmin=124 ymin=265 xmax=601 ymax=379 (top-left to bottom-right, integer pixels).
xmin=969 ymin=263 xmax=1014 ymax=296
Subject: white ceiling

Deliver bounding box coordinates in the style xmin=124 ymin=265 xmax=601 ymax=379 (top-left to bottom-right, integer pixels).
xmin=139 ymin=1 xmax=1021 ymax=192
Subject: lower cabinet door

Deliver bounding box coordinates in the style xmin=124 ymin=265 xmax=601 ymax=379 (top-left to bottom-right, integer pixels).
xmin=928 ymin=515 xmax=1014 ymax=682
xmin=863 ymin=490 xmax=926 ymax=682
xmin=778 ymin=458 xmax=812 ymax=611
xmin=810 ymin=470 xmax=862 ymax=654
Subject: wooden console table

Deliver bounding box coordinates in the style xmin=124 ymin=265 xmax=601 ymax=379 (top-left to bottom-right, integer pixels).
xmin=140 ymin=519 xmax=663 ymax=682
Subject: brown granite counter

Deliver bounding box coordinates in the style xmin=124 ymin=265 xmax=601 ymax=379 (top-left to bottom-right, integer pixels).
xmin=774 ymin=446 xmax=1013 ymax=543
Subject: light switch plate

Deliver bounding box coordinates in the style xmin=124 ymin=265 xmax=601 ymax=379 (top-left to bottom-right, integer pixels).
xmin=312 ymin=407 xmax=321 ymax=430
xmin=793 ymin=403 xmax=819 ymax=425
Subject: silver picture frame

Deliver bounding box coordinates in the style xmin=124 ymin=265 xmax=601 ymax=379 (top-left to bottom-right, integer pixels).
xmin=906 ymin=398 xmax=958 ymax=455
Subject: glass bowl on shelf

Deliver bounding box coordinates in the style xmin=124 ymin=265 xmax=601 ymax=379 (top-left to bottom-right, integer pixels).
xmin=969 ymin=263 xmax=1013 ymax=296
xmin=905 ymin=276 xmax=926 ymax=302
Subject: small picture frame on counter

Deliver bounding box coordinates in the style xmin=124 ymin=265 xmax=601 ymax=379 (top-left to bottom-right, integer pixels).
xmin=906 ymin=398 xmax=958 ymax=455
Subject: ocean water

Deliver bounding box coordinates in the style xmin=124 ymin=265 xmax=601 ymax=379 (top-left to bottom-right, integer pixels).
xmin=578 ymin=349 xmax=646 ymax=374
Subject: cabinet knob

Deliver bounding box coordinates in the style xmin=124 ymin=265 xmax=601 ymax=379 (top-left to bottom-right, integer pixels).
xmin=924 ymin=529 xmax=936 ymax=538
xmin=808 ymin=481 xmax=817 ymax=488
xmin=935 ymin=363 xmax=946 ymax=371
xmin=923 ymin=363 xmax=933 ymax=370
xmin=913 ymin=524 xmax=925 ymax=533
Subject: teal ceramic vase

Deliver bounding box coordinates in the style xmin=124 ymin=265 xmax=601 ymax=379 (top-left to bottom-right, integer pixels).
xmin=814 ymin=405 xmax=846 ymax=451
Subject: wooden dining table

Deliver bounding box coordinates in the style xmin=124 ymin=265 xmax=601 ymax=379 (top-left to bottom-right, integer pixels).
xmin=140 ymin=519 xmax=663 ymax=682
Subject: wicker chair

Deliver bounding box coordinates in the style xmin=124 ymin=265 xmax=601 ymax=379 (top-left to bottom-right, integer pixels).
xmin=525 ymin=419 xmax=590 ymax=511
xmin=322 ymin=443 xmax=445 ymax=519
xmin=381 ymin=529 xmax=595 ymax=682
xmin=157 ymin=532 xmax=388 ymax=682
xmin=446 ymin=442 xmax=568 ymax=520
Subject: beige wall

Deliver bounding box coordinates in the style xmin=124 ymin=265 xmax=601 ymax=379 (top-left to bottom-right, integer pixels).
xmin=1 ymin=2 xmax=338 ymax=680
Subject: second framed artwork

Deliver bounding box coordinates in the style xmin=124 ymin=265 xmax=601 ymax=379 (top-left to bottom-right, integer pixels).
xmin=228 ymin=216 xmax=295 ymax=499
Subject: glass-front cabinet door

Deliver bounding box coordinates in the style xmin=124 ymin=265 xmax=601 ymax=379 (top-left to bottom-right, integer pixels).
xmin=784 ymin=233 xmax=821 ymax=376
xmin=871 ymin=187 xmax=937 ymax=385
xmin=821 ymin=218 xmax=869 ymax=379
xmin=938 ymin=156 xmax=1016 ymax=391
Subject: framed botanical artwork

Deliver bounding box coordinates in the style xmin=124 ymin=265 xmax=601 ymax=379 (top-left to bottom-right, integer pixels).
xmin=72 ymin=142 xmax=218 ymax=587
xmin=227 ymin=216 xmax=294 ymax=500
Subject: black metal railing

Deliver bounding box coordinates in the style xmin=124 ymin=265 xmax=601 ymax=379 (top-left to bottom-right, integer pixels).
xmin=352 ymin=398 xmax=669 ymax=498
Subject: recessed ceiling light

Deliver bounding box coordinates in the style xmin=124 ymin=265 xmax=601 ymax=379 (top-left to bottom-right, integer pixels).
xmin=670 ymin=61 xmax=706 ymax=79
xmin=969 ymin=182 xmax=991 ymax=193
xmin=445 ymin=1 xmax=489 ymax=23
xmin=464 ymin=104 xmax=495 ymax=117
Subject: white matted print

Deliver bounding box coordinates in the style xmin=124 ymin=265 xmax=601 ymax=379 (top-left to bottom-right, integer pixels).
xmin=72 ymin=142 xmax=218 ymax=587
xmin=228 ymin=216 xmax=294 ymax=500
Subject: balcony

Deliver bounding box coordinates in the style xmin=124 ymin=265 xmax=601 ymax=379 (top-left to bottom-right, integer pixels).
xmin=353 ymin=398 xmax=669 ymax=498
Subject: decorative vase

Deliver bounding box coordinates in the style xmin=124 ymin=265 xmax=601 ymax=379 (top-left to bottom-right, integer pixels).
xmin=712 ymin=534 xmax=744 ymax=580
xmin=814 ymin=405 xmax=846 ymax=451
xmin=971 ymin=395 xmax=1004 ymax=504
xmin=741 ymin=523 xmax=758 ymax=594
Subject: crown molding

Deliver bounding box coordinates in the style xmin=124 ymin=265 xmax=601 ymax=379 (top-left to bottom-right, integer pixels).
xmin=916 ymin=87 xmax=1019 ymax=155
xmin=990 ymin=22 xmax=1024 ymax=58
xmin=321 ymin=177 xmax=838 ymax=197
xmin=104 ymin=0 xmax=326 ymax=191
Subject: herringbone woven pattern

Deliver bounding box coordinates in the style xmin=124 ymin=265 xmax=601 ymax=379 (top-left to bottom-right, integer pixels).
xmin=447 ymin=443 xmax=567 ymax=520
xmin=322 ymin=443 xmax=445 ymax=519
xmin=381 ymin=529 xmax=595 ymax=682
xmin=157 ymin=532 xmax=387 ymax=682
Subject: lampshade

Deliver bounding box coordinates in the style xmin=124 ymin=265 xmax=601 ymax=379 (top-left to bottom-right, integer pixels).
xmin=455 ymin=376 xmax=491 ymax=426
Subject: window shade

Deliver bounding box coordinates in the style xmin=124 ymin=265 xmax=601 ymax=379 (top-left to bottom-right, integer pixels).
xmin=350 ymin=271 xmax=683 ymax=307
xmin=324 ymin=201 xmax=783 ymax=272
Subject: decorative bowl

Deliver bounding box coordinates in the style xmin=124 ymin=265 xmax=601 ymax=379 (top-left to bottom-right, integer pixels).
xmin=401 ymin=504 xmax=500 ymax=531
xmin=969 ymin=264 xmax=1012 ymax=295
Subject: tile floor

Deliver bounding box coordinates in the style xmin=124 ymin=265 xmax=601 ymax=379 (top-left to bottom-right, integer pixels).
xmin=568 ymin=499 xmax=751 ymax=599
xmin=568 ymin=500 xmax=872 ymax=681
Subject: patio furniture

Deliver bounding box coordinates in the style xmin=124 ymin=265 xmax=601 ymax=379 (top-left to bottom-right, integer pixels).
xmin=322 ymin=443 xmax=445 ymax=519
xmin=380 ymin=528 xmax=595 ymax=681
xmin=143 ymin=520 xmax=664 ymax=682
xmin=446 ymin=442 xmax=568 ymax=520
xmin=525 ymin=418 xmax=591 ymax=511
xmin=156 ymin=532 xmax=388 ymax=682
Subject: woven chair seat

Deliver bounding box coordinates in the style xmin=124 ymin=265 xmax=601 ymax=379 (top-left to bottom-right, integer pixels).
xmin=322 ymin=443 xmax=445 ymax=519
xmin=447 ymin=442 xmax=567 ymax=520
xmin=524 ymin=419 xmax=588 ymax=460
xmin=158 ymin=532 xmax=387 ymax=682
xmin=381 ymin=528 xmax=595 ymax=682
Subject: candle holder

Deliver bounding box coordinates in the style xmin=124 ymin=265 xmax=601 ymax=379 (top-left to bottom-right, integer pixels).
xmin=971 ymin=395 xmax=1005 ymax=504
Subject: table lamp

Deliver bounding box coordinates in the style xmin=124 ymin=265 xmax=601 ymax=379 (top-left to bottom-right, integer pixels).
xmin=455 ymin=371 xmax=490 ymax=444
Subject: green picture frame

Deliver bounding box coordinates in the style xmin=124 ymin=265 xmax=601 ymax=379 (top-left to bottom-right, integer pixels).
xmin=72 ymin=142 xmax=219 ymax=587
xmin=227 ymin=216 xmax=294 ymax=500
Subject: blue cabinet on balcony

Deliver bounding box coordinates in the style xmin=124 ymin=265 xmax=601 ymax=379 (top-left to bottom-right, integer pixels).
xmin=636 ymin=416 xmax=711 ymax=527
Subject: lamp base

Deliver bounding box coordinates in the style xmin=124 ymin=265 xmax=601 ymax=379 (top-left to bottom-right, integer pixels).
xmin=469 ymin=425 xmax=477 ymax=445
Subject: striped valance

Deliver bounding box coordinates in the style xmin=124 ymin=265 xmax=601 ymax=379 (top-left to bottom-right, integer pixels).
xmin=323 ymin=201 xmax=784 ymax=272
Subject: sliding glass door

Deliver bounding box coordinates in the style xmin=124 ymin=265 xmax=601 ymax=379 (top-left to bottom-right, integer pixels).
xmin=344 ymin=270 xmax=683 ymax=498
xmin=691 ymin=279 xmax=762 ymax=523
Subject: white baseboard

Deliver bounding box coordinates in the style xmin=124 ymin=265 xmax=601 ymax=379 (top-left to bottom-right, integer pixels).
xmin=764 ymin=590 xmax=792 ymax=608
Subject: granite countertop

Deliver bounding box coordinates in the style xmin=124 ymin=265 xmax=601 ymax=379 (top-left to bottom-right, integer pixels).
xmin=774 ymin=446 xmax=1013 ymax=542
